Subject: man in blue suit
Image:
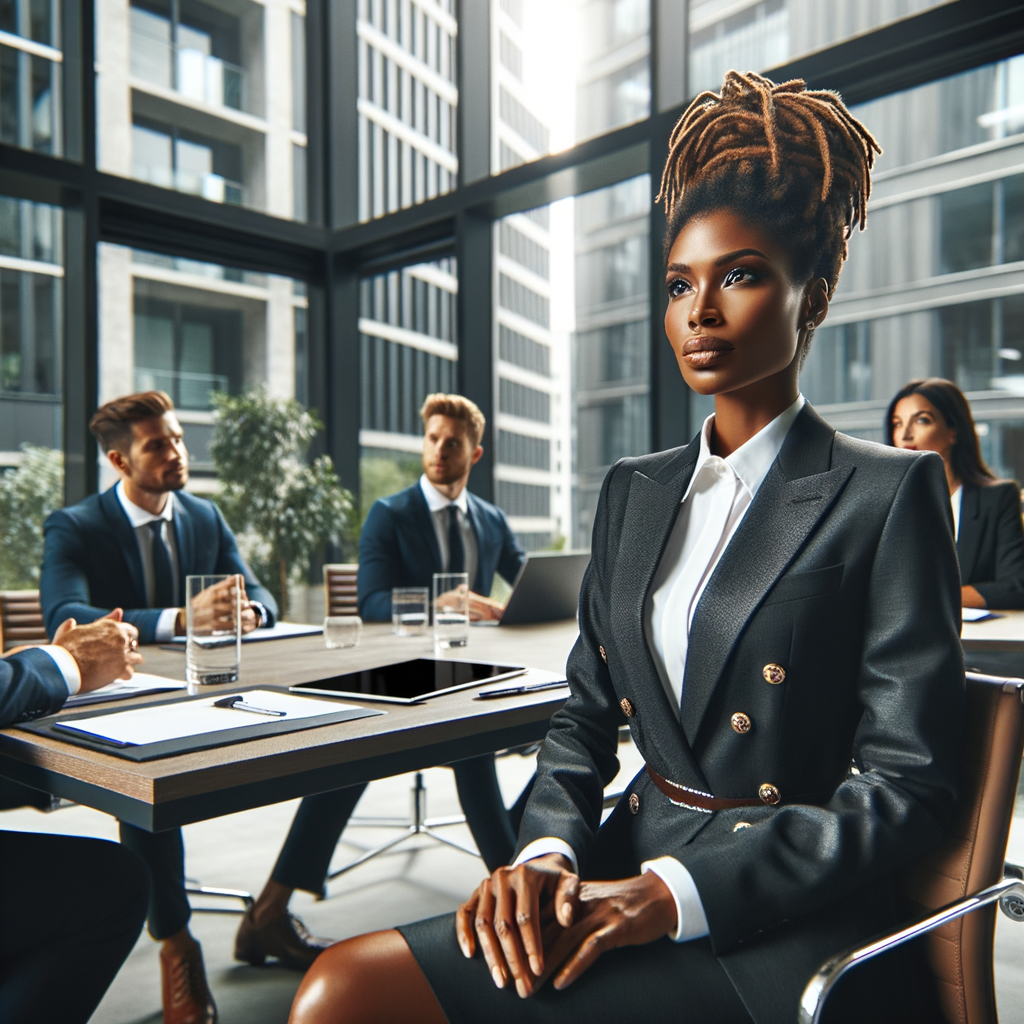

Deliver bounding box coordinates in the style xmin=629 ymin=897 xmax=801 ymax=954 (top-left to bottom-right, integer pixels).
xmin=0 ymin=609 xmax=150 ymax=1023
xmin=358 ymin=393 xmax=529 ymax=869
xmin=39 ymin=391 xmax=359 ymax=1024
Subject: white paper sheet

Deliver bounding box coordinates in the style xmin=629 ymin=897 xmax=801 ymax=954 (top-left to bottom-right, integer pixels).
xmin=64 ymin=672 xmax=187 ymax=709
xmin=55 ymin=689 xmax=366 ymax=746
xmin=962 ymin=607 xmax=1002 ymax=622
xmin=167 ymin=622 xmax=323 ymax=645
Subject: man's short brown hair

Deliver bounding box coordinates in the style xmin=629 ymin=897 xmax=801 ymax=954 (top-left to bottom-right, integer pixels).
xmin=420 ymin=393 xmax=486 ymax=448
xmin=90 ymin=391 xmax=175 ymax=454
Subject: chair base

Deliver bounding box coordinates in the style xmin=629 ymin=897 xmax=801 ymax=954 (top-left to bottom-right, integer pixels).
xmin=318 ymin=772 xmax=480 ymax=899
xmin=186 ymin=881 xmax=254 ymax=915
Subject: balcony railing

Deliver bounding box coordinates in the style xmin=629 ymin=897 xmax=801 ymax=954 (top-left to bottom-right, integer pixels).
xmin=130 ymin=28 xmax=246 ymax=113
xmin=134 ymin=368 xmax=230 ymax=411
xmin=130 ymin=162 xmax=244 ymax=206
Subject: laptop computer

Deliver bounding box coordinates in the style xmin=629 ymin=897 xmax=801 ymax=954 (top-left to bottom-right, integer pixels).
xmin=496 ymin=551 xmax=590 ymax=625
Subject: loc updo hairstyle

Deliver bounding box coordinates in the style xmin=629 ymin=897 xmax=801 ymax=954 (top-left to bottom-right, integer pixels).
xmin=657 ymin=72 xmax=881 ymax=329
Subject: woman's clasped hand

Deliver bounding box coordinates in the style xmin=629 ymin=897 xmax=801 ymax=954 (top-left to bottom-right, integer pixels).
xmin=455 ymin=853 xmax=677 ymax=998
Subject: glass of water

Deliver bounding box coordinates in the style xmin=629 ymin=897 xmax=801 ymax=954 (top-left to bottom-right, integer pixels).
xmin=324 ymin=616 xmax=362 ymax=649
xmin=186 ymin=574 xmax=242 ymax=686
xmin=392 ymin=587 xmax=429 ymax=635
xmin=433 ymin=572 xmax=469 ymax=649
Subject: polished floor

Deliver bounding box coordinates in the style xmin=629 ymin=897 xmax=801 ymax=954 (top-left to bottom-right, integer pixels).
xmin=3 ymin=739 xmax=1023 ymax=1024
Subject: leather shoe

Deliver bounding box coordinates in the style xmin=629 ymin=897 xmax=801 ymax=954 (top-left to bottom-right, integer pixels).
xmin=234 ymin=906 xmax=334 ymax=969
xmin=160 ymin=936 xmax=217 ymax=1024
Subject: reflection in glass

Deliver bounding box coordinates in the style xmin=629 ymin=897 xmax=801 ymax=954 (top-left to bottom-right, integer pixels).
xmin=97 ymin=0 xmax=307 ymax=220
xmin=491 ymin=0 xmax=649 ymax=175
xmin=97 ymin=243 xmax=307 ymax=490
xmin=359 ymin=259 xmax=458 ymax=518
xmin=492 ymin=174 xmax=650 ymax=551
xmin=688 ymin=0 xmax=950 ymax=97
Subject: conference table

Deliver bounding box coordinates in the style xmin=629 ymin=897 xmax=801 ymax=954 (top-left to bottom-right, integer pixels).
xmin=0 ymin=620 xmax=580 ymax=833
xmin=961 ymin=609 xmax=1024 ymax=677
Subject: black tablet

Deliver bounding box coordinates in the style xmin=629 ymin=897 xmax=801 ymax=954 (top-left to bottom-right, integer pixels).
xmin=288 ymin=658 xmax=526 ymax=704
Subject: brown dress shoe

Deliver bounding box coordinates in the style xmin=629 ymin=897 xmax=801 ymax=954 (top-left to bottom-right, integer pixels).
xmin=159 ymin=936 xmax=217 ymax=1024
xmin=234 ymin=907 xmax=334 ymax=970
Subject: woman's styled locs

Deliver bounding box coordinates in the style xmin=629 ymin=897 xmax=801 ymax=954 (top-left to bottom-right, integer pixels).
xmin=657 ymin=71 xmax=881 ymax=296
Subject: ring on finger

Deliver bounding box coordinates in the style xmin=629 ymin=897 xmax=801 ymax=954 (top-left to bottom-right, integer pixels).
xmin=128 ymin=637 xmax=138 ymax=651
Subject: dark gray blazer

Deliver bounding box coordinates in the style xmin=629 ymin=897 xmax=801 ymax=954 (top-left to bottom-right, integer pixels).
xmin=958 ymin=479 xmax=1024 ymax=609
xmin=516 ymin=404 xmax=965 ymax=1024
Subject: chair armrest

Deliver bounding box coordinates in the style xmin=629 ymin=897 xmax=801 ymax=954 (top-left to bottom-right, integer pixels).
xmin=799 ymin=865 xmax=1024 ymax=1024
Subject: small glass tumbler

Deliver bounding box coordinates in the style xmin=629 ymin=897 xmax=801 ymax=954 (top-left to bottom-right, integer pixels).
xmin=186 ymin=574 xmax=242 ymax=686
xmin=324 ymin=615 xmax=362 ymax=649
xmin=433 ymin=572 xmax=469 ymax=649
xmin=392 ymin=587 xmax=429 ymax=636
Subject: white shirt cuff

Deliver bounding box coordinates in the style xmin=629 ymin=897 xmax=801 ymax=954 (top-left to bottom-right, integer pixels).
xmin=512 ymin=838 xmax=579 ymax=874
xmin=39 ymin=645 xmax=82 ymax=695
xmin=154 ymin=607 xmax=180 ymax=642
xmin=641 ymin=856 xmax=709 ymax=942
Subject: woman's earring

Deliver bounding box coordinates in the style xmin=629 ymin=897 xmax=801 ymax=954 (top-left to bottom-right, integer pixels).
xmin=805 ymin=320 xmax=815 ymax=330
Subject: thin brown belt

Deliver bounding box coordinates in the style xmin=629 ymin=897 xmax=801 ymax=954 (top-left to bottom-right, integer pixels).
xmin=646 ymin=765 xmax=763 ymax=811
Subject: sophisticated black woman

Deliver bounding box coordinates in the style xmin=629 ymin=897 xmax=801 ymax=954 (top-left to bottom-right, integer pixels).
xmin=289 ymin=72 xmax=964 ymax=1024
xmin=889 ymin=377 xmax=1024 ymax=610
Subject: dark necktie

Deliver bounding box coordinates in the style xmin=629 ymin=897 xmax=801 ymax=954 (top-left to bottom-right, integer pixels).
xmin=447 ymin=505 xmax=465 ymax=574
xmin=149 ymin=521 xmax=176 ymax=608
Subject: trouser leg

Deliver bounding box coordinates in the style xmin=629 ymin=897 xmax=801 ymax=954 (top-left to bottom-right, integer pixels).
xmin=451 ymin=754 xmax=517 ymax=872
xmin=0 ymin=831 xmax=149 ymax=1024
xmin=270 ymin=783 xmax=369 ymax=893
xmin=119 ymin=822 xmax=192 ymax=939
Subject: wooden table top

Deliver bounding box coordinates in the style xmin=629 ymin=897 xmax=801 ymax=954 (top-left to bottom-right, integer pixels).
xmin=0 ymin=620 xmax=580 ymax=831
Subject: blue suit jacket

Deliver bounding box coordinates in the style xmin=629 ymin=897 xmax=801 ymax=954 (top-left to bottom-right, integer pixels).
xmin=0 ymin=647 xmax=70 ymax=726
xmin=40 ymin=487 xmax=278 ymax=645
xmin=357 ymin=483 xmax=525 ymax=622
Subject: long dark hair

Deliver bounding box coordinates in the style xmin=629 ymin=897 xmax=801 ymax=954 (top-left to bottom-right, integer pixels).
xmin=885 ymin=378 xmax=995 ymax=488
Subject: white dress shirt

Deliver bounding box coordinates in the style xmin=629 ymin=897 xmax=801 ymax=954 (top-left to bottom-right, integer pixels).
xmin=115 ymin=481 xmax=181 ymax=642
xmin=419 ymin=475 xmax=479 ymax=589
xmin=951 ymin=485 xmax=963 ymax=542
xmin=516 ymin=395 xmax=807 ymax=944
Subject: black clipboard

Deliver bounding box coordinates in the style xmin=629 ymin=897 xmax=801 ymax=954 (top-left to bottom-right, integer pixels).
xmin=17 ymin=686 xmax=383 ymax=762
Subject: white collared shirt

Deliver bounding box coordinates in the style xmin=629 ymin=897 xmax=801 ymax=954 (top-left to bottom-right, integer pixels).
xmin=951 ymin=485 xmax=963 ymax=542
xmin=419 ymin=474 xmax=479 ymax=589
xmin=516 ymin=395 xmax=807 ymax=945
xmin=115 ymin=481 xmax=181 ymax=641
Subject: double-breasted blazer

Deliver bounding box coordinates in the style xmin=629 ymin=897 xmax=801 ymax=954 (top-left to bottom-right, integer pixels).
xmin=958 ymin=479 xmax=1024 ymax=609
xmin=515 ymin=404 xmax=965 ymax=1024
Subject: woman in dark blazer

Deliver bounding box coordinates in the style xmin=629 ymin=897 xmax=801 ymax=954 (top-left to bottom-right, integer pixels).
xmin=289 ymin=73 xmax=964 ymax=1024
xmin=888 ymin=377 xmax=1024 ymax=609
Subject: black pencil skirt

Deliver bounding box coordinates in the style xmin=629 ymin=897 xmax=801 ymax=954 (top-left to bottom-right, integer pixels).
xmin=397 ymin=912 xmax=754 ymax=1024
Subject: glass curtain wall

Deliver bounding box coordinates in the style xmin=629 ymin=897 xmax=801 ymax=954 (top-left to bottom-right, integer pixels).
xmin=490 ymin=0 xmax=649 ymax=174
xmin=357 ymin=0 xmax=457 ymax=221
xmin=799 ymin=55 xmax=1024 ymax=481
xmin=1 ymin=0 xmax=61 ymax=154
xmin=97 ymin=242 xmax=308 ymax=492
xmin=688 ymin=0 xmax=953 ymax=96
xmin=358 ymin=257 xmax=458 ymax=520
xmin=96 ymin=0 xmax=308 ymax=219
xmin=493 ymin=173 xmax=650 ymax=552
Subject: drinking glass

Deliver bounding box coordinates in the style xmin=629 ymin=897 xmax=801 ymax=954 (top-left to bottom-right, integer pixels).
xmin=186 ymin=574 xmax=242 ymax=686
xmin=392 ymin=587 xmax=429 ymax=635
xmin=433 ymin=572 xmax=469 ymax=649
xmin=324 ymin=615 xmax=362 ymax=649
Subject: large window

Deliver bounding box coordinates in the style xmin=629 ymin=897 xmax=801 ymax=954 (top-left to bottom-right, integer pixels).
xmin=98 ymin=243 xmax=308 ymax=491
xmin=0 ymin=195 xmax=62 ymax=462
xmin=357 ymin=0 xmax=457 ymax=221
xmin=1 ymin=0 xmax=62 ymax=154
xmin=493 ymin=173 xmax=650 ymax=551
xmin=491 ymin=0 xmax=649 ymax=174
xmin=799 ymin=55 xmax=1024 ymax=482
xmin=96 ymin=0 xmax=308 ymax=219
xmin=358 ymin=257 xmax=458 ymax=517
xmin=688 ymin=0 xmax=953 ymax=96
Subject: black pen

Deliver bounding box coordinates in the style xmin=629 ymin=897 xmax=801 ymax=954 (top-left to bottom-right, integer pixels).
xmin=213 ymin=696 xmax=286 ymax=717
xmin=475 ymin=680 xmax=569 ymax=700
